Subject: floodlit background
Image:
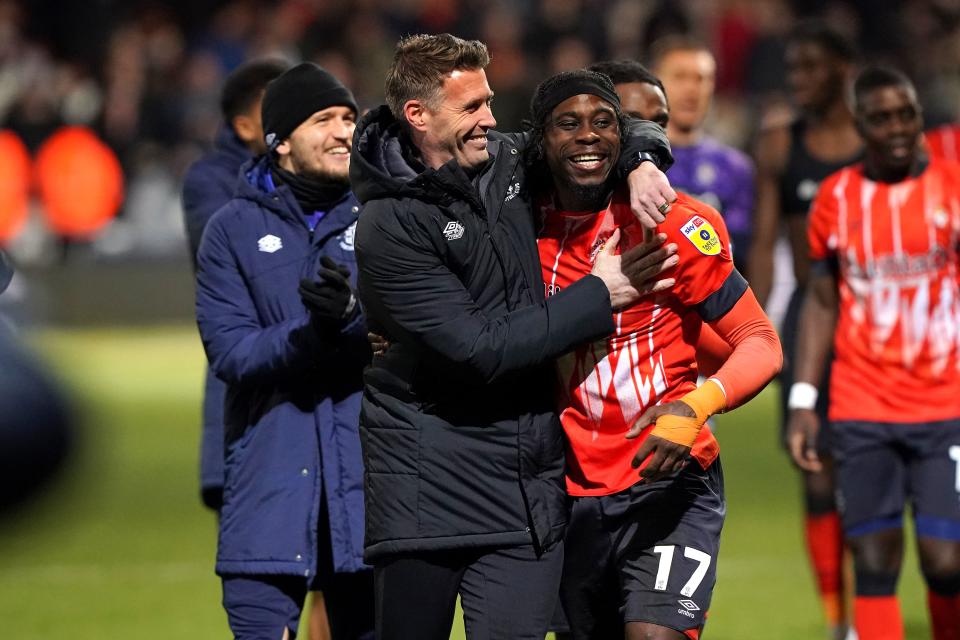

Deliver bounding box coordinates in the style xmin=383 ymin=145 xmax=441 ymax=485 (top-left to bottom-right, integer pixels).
xmin=1 ymin=0 xmax=957 ymax=638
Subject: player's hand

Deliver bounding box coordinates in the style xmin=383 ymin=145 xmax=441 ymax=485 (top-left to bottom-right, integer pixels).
xmin=627 ymin=400 xmax=697 ymax=482
xmin=367 ymin=332 xmax=390 ymax=356
xmin=592 ymin=229 xmax=677 ymax=310
xmin=299 ymin=257 xmax=359 ymax=329
xmin=620 ymin=228 xmax=678 ymax=296
xmin=626 ymin=161 xmax=678 ymax=230
xmin=787 ymin=409 xmax=822 ymax=472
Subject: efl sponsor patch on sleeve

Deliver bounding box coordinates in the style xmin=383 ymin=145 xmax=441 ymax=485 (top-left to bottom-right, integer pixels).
xmin=680 ymin=216 xmax=721 ymax=255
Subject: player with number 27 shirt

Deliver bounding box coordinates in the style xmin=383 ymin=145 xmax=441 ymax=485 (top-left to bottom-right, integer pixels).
xmin=788 ymin=67 xmax=960 ymax=640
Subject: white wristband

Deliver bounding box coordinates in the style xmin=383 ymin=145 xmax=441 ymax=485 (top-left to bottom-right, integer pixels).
xmin=787 ymin=382 xmax=819 ymax=411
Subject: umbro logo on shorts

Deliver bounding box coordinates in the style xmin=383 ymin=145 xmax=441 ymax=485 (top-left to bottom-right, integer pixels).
xmin=678 ymin=599 xmax=700 ymax=611
xmin=677 ymin=599 xmax=699 ymax=619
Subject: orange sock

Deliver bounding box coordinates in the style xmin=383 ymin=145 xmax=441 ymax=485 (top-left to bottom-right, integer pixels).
xmin=928 ymin=591 xmax=960 ymax=640
xmin=805 ymin=513 xmax=845 ymax=626
xmin=855 ymin=595 xmax=903 ymax=640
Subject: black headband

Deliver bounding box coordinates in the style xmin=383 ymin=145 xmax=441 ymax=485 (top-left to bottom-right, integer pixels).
xmin=536 ymin=75 xmax=622 ymax=122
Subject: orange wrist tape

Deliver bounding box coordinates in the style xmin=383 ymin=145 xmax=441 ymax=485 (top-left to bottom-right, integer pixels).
xmin=680 ymin=379 xmax=727 ymax=423
xmin=651 ymin=414 xmax=702 ymax=447
xmin=649 ymin=380 xmax=727 ymax=447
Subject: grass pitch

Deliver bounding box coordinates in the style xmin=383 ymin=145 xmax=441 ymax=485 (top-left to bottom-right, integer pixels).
xmin=0 ymin=325 xmax=930 ymax=639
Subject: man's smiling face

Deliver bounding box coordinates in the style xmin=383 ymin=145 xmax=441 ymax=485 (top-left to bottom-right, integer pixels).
xmin=542 ymin=93 xmax=621 ymax=209
xmin=278 ymin=105 xmax=356 ymax=183
xmin=420 ymin=68 xmax=497 ymax=171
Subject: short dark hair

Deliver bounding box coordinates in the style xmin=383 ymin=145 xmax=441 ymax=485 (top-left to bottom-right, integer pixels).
xmin=853 ymin=66 xmax=915 ymax=110
xmin=385 ymin=33 xmax=490 ymax=118
xmin=648 ymin=35 xmax=712 ymax=71
xmin=220 ymin=59 xmax=290 ymax=123
xmin=787 ymin=20 xmax=857 ymax=62
xmin=588 ymin=59 xmax=666 ymax=95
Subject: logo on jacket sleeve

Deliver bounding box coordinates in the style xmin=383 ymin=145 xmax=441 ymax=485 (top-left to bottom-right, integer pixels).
xmin=339 ymin=222 xmax=357 ymax=251
xmin=505 ymin=181 xmax=521 ymax=202
xmin=257 ymin=234 xmax=283 ymax=253
xmin=443 ymin=221 xmax=464 ymax=241
xmin=680 ymin=216 xmax=721 ymax=255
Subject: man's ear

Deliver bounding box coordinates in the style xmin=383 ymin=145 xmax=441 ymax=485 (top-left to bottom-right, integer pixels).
xmin=232 ymin=114 xmax=258 ymax=145
xmin=403 ymin=99 xmax=430 ymax=133
xmin=275 ymin=139 xmax=291 ymax=157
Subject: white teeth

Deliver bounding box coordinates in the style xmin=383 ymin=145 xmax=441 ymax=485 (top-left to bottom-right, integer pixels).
xmin=571 ymin=154 xmax=603 ymax=163
xmin=328 ymin=147 xmax=348 ymax=154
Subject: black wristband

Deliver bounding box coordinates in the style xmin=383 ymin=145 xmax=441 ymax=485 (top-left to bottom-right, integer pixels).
xmin=618 ymin=150 xmax=663 ymax=180
xmin=633 ymin=151 xmax=660 ymax=169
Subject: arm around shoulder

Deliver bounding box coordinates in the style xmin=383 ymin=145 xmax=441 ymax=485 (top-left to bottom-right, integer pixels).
xmin=356 ymin=200 xmax=614 ymax=383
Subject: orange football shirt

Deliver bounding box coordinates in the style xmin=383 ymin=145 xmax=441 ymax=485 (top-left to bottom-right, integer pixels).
xmin=538 ymin=192 xmax=740 ymax=496
xmin=926 ymin=124 xmax=960 ymax=163
xmin=808 ymin=160 xmax=960 ymax=423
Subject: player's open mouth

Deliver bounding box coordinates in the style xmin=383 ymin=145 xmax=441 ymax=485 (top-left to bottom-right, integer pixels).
xmin=885 ymin=139 xmax=916 ymax=160
xmin=326 ymin=146 xmax=350 ymax=159
xmin=568 ymin=153 xmax=608 ymax=172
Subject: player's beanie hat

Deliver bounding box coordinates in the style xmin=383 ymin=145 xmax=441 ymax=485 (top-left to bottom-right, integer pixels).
xmin=261 ymin=62 xmax=358 ymax=152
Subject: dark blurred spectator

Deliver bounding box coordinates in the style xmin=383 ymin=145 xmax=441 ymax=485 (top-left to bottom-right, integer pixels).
xmin=181 ymin=59 xmax=288 ymax=516
xmin=0 ymin=251 xmax=73 ymax=514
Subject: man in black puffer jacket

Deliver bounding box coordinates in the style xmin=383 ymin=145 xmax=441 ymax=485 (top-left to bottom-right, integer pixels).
xmin=351 ymin=34 xmax=677 ymax=639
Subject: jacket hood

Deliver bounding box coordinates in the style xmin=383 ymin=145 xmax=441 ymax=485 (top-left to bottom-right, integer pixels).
xmin=350 ymin=105 xmax=490 ymax=207
xmin=234 ymin=154 xmax=358 ymax=233
xmin=233 ymin=154 xmax=310 ymax=227
xmin=350 ymin=106 xmax=427 ymax=204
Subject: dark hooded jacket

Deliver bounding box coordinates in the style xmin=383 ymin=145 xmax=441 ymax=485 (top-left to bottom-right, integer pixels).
xmin=196 ymin=155 xmax=369 ymax=576
xmin=351 ymin=106 xmax=672 ymax=561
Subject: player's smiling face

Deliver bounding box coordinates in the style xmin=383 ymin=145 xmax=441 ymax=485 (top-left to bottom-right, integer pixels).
xmin=857 ymin=84 xmax=923 ymax=174
xmin=543 ymin=94 xmax=621 ymax=209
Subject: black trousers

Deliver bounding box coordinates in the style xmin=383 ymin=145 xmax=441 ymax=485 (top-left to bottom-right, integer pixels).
xmin=374 ymin=542 xmax=564 ymax=640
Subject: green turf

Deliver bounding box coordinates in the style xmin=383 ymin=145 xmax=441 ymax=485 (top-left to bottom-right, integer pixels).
xmin=0 ymin=325 xmax=931 ymax=639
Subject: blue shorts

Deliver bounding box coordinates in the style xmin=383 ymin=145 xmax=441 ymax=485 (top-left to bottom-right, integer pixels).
xmin=560 ymin=459 xmax=725 ymax=638
xmin=832 ymin=419 xmax=960 ymax=540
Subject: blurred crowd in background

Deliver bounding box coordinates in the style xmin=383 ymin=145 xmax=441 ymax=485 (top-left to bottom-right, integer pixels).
xmin=1 ymin=0 xmax=959 ymax=267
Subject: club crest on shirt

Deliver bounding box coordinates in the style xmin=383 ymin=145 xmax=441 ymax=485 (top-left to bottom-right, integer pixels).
xmin=680 ymin=216 xmax=721 ymax=255
xmin=588 ymin=234 xmax=609 ymax=263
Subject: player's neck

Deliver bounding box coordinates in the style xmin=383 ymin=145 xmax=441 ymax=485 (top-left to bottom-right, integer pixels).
xmin=553 ymin=183 xmax=612 ymax=213
xmin=667 ymin=123 xmax=701 ymax=147
xmin=806 ymin=100 xmax=853 ymax=131
xmin=863 ymin=152 xmax=926 ymax=184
